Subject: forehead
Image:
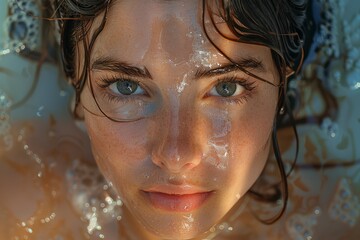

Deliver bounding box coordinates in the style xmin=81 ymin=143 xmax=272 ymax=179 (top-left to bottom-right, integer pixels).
xmin=90 ymin=0 xmax=275 ymax=74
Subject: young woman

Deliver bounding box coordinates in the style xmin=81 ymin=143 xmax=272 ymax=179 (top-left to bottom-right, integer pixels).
xmin=53 ymin=0 xmax=305 ymax=239
xmin=3 ymin=0 xmax=359 ymax=239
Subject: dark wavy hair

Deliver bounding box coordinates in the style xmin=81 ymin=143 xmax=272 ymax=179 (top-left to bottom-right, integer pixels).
xmin=52 ymin=0 xmax=307 ymax=224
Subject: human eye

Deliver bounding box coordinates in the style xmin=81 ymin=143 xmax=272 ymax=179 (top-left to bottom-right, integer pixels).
xmin=208 ymin=76 xmax=256 ymax=104
xmin=104 ymin=78 xmax=144 ymax=95
xmin=96 ymin=76 xmax=147 ymax=102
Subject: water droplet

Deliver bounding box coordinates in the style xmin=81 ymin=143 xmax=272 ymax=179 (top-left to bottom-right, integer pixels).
xmin=116 ymin=199 xmax=123 ymax=206
xmin=36 ymin=106 xmax=45 ymax=117
xmin=105 ymin=196 xmax=113 ymax=205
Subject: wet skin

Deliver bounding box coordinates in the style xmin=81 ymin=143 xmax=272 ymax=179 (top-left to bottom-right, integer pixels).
xmin=77 ymin=0 xmax=279 ymax=239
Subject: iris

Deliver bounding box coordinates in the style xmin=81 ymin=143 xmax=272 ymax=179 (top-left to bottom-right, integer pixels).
xmin=116 ymin=80 xmax=139 ymax=95
xmin=215 ymin=82 xmax=237 ymax=97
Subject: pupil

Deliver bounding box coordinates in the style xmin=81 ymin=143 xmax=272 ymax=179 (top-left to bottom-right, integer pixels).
xmin=216 ymin=82 xmax=236 ymax=97
xmin=117 ymin=80 xmax=138 ymax=95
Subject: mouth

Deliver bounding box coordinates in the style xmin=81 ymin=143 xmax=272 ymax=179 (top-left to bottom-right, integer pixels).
xmin=142 ymin=186 xmax=213 ymax=212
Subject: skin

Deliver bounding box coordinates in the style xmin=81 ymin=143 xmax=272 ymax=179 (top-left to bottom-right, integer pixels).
xmin=77 ymin=0 xmax=280 ymax=239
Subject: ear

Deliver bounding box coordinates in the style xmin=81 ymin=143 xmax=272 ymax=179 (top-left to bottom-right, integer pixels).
xmin=285 ymin=67 xmax=295 ymax=79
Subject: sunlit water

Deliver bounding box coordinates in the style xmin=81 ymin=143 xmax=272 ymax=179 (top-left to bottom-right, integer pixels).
xmin=1 ymin=0 xmax=360 ymax=239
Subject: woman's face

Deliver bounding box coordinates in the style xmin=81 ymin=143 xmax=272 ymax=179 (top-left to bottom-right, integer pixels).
xmin=79 ymin=0 xmax=279 ymax=239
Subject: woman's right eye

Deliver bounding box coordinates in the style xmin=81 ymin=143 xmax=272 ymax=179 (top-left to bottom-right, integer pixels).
xmin=109 ymin=79 xmax=145 ymax=96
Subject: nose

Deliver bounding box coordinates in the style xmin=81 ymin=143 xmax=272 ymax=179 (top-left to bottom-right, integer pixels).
xmin=151 ymin=98 xmax=203 ymax=173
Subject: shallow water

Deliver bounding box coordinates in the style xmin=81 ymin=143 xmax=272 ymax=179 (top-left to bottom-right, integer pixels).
xmin=1 ymin=0 xmax=360 ymax=239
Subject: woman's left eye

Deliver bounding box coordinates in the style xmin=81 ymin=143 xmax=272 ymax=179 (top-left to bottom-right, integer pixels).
xmin=109 ymin=79 xmax=145 ymax=96
xmin=209 ymin=81 xmax=245 ymax=97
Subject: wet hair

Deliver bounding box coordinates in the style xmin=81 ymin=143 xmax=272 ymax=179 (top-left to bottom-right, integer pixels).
xmin=53 ymin=0 xmax=307 ymax=224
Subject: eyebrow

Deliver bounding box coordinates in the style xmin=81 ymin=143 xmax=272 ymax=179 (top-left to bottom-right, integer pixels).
xmin=91 ymin=56 xmax=266 ymax=81
xmin=91 ymin=57 xmax=153 ymax=79
xmin=194 ymin=57 xmax=266 ymax=79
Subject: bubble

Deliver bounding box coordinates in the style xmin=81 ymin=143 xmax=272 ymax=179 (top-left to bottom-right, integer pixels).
xmin=314 ymin=207 xmax=321 ymax=215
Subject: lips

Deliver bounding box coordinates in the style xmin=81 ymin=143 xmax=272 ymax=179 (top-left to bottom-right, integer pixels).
xmin=142 ymin=186 xmax=212 ymax=212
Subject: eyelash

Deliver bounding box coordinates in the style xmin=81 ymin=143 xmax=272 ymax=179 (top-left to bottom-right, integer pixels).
xmin=210 ymin=76 xmax=256 ymax=105
xmin=96 ymin=75 xmax=146 ymax=104
xmin=94 ymin=75 xmax=256 ymax=105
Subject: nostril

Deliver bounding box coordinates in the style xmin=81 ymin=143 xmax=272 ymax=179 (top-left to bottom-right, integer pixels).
xmin=182 ymin=162 xmax=196 ymax=170
xmin=154 ymin=156 xmax=200 ymax=173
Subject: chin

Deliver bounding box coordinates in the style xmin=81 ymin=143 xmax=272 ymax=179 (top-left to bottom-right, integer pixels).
xmin=132 ymin=207 xmax=224 ymax=240
xmin=146 ymin=223 xmax=206 ymax=240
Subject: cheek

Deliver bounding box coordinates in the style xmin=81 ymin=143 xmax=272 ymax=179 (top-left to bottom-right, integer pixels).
xmin=229 ymin=100 xmax=276 ymax=186
xmin=205 ymin=94 xmax=277 ymax=191
xmin=83 ymin=113 xmax=151 ymax=187
xmin=215 ymin=120 xmax=273 ymax=208
xmin=202 ymin=94 xmax=277 ymax=168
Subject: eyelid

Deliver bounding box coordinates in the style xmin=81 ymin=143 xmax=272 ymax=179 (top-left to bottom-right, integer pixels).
xmin=96 ymin=74 xmax=140 ymax=87
xmin=94 ymin=74 xmax=153 ymax=97
xmin=204 ymin=75 xmax=256 ymax=105
xmin=215 ymin=75 xmax=256 ymax=91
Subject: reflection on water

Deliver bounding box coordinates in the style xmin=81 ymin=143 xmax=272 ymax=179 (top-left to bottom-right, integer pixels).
xmin=1 ymin=0 xmax=360 ymax=239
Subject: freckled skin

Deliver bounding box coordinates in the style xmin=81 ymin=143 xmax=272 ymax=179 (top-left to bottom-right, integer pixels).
xmin=78 ymin=0 xmax=279 ymax=239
